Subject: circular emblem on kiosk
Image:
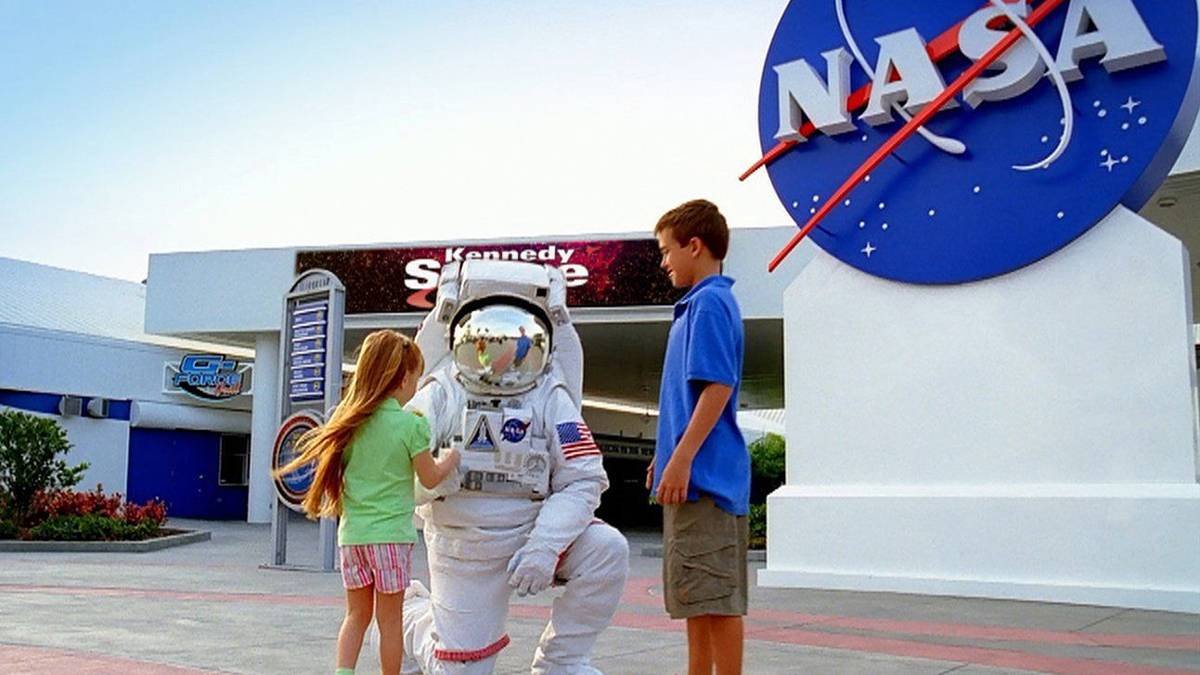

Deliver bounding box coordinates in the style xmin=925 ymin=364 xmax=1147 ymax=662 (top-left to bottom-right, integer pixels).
xmin=272 ymin=410 xmax=323 ymax=512
xmin=757 ymin=1 xmax=1199 ymax=283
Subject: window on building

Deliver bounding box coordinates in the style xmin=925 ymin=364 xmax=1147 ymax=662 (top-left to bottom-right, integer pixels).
xmin=218 ymin=434 xmax=250 ymax=487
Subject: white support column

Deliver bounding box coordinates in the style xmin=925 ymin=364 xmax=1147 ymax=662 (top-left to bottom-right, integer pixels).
xmin=248 ymin=332 xmax=280 ymax=523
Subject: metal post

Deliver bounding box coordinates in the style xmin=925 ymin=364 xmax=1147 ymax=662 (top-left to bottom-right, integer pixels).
xmin=271 ymin=496 xmax=288 ymax=566
xmin=319 ymin=517 xmax=337 ymax=571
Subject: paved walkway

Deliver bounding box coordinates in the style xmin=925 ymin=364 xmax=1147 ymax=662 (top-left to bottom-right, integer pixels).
xmin=1 ymin=517 xmax=1197 ymax=674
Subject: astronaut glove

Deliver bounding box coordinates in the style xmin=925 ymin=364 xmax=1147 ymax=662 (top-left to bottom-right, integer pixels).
xmin=506 ymin=546 xmax=558 ymax=597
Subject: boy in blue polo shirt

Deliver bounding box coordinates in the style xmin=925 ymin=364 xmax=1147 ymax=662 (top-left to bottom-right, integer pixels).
xmin=648 ymin=199 xmax=750 ymax=675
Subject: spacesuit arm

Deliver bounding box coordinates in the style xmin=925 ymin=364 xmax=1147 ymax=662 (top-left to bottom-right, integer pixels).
xmin=522 ymin=386 xmax=609 ymax=557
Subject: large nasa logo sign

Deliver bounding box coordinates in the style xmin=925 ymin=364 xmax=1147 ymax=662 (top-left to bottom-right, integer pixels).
xmin=754 ymin=0 xmax=1200 ymax=283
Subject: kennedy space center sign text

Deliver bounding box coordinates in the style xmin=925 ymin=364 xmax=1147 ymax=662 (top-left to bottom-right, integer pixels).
xmin=297 ymin=239 xmax=679 ymax=314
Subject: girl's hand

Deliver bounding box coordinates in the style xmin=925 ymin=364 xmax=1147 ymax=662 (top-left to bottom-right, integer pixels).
xmin=414 ymin=448 xmax=459 ymax=489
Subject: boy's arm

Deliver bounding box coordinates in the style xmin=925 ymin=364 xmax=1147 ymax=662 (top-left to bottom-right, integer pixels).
xmin=656 ymin=381 xmax=732 ymax=505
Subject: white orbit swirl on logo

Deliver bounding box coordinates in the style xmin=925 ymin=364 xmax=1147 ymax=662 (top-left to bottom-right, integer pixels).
xmin=834 ymin=0 xmax=1076 ymax=171
xmin=986 ymin=0 xmax=1075 ymax=171
xmin=835 ymin=0 xmax=967 ymax=155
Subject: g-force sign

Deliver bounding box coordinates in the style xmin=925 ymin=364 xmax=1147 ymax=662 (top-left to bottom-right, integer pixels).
xmin=754 ymin=0 xmax=1198 ymax=283
xmin=164 ymin=354 xmax=252 ymax=401
xmin=297 ymin=239 xmax=679 ymax=314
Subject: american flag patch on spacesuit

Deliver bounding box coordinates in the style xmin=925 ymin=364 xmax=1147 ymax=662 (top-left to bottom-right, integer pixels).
xmin=556 ymin=421 xmax=601 ymax=460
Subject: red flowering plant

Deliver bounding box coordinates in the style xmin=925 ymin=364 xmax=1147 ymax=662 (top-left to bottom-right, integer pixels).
xmin=35 ymin=486 xmax=123 ymax=518
xmin=121 ymin=499 xmax=168 ymax=526
xmin=22 ymin=485 xmax=169 ymax=541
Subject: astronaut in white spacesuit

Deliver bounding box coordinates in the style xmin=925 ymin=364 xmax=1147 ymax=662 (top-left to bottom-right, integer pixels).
xmin=401 ymin=259 xmax=629 ymax=675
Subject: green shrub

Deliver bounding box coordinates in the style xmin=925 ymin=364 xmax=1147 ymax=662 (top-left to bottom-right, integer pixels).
xmin=29 ymin=513 xmax=161 ymax=542
xmin=748 ymin=503 xmax=767 ymax=550
xmin=121 ymin=519 xmax=161 ymax=540
xmin=749 ymin=432 xmax=785 ymax=504
xmin=0 ymin=519 xmax=16 ymax=540
xmin=31 ymin=514 xmax=118 ymax=541
xmin=0 ymin=411 xmax=88 ymax=527
xmin=747 ymin=433 xmax=786 ymax=548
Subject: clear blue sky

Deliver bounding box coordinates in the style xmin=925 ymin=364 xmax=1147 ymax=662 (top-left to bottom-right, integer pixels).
xmin=1 ymin=1 xmax=791 ymax=281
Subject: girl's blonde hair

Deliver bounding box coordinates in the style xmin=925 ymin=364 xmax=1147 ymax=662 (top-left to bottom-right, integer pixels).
xmin=275 ymin=329 xmax=424 ymax=519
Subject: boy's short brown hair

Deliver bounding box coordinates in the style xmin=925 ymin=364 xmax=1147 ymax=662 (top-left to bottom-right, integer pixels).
xmin=655 ymin=199 xmax=729 ymax=260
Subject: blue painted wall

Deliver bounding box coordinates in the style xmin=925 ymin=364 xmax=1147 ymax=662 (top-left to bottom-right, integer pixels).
xmin=0 ymin=388 xmax=131 ymax=420
xmin=127 ymin=428 xmax=248 ymax=520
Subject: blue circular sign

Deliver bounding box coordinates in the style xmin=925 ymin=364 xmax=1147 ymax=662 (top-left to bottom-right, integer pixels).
xmin=758 ymin=1 xmax=1199 ymax=284
xmin=272 ymin=411 xmax=322 ymax=512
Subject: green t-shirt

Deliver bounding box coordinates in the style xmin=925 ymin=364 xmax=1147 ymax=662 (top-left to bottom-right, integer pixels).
xmin=337 ymin=398 xmax=431 ymax=546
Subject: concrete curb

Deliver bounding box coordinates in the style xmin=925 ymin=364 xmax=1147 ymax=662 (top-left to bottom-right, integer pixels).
xmin=641 ymin=544 xmax=766 ymax=563
xmin=0 ymin=529 xmax=211 ymax=553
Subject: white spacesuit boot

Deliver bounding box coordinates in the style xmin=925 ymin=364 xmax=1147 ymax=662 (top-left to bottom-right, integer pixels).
xmin=400 ymin=580 xmax=434 ymax=675
xmin=400 ymin=260 xmax=628 ymax=675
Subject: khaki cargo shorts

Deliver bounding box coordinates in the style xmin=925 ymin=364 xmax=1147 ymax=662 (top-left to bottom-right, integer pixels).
xmin=662 ymin=496 xmax=748 ymax=619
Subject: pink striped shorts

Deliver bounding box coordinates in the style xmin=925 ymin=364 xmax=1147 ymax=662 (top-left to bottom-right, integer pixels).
xmin=339 ymin=543 xmax=414 ymax=594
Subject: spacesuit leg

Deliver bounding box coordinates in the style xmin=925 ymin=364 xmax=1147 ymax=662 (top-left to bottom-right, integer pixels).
xmin=404 ymin=547 xmax=514 ymax=675
xmin=530 ymin=522 xmax=629 ymax=675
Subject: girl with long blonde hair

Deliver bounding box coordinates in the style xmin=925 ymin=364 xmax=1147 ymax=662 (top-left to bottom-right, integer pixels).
xmin=277 ymin=329 xmax=459 ymax=675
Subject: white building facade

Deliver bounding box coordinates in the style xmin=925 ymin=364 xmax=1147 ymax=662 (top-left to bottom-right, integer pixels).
xmin=0 ymin=258 xmax=254 ymax=519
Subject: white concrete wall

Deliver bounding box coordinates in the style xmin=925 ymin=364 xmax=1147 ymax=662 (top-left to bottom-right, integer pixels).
xmin=56 ymin=415 xmax=130 ymax=494
xmin=780 ymin=210 xmax=1197 ymax=486
xmin=763 ymin=207 xmax=1200 ymax=612
xmin=145 ymin=247 xmax=298 ymax=335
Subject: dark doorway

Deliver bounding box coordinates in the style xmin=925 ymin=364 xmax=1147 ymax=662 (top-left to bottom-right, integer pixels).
xmin=595 ymin=435 xmax=660 ymax=531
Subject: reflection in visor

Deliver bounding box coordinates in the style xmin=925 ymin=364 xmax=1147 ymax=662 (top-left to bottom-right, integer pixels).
xmin=452 ymin=304 xmax=551 ymax=394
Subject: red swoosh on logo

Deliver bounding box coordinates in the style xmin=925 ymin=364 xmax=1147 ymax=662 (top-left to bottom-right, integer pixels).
xmin=406 ymin=288 xmax=435 ymax=309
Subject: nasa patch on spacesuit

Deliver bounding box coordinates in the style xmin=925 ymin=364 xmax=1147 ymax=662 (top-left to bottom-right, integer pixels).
xmin=457 ymin=408 xmax=551 ymax=499
xmin=499 ymin=407 xmax=532 ymax=445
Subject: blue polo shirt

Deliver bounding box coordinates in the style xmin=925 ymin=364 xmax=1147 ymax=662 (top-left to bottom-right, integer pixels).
xmin=653 ymin=274 xmax=750 ymax=516
xmin=515 ymin=335 xmax=532 ymax=359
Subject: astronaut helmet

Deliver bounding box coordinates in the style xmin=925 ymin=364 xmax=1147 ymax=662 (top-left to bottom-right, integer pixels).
xmin=451 ymin=297 xmax=551 ymax=395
